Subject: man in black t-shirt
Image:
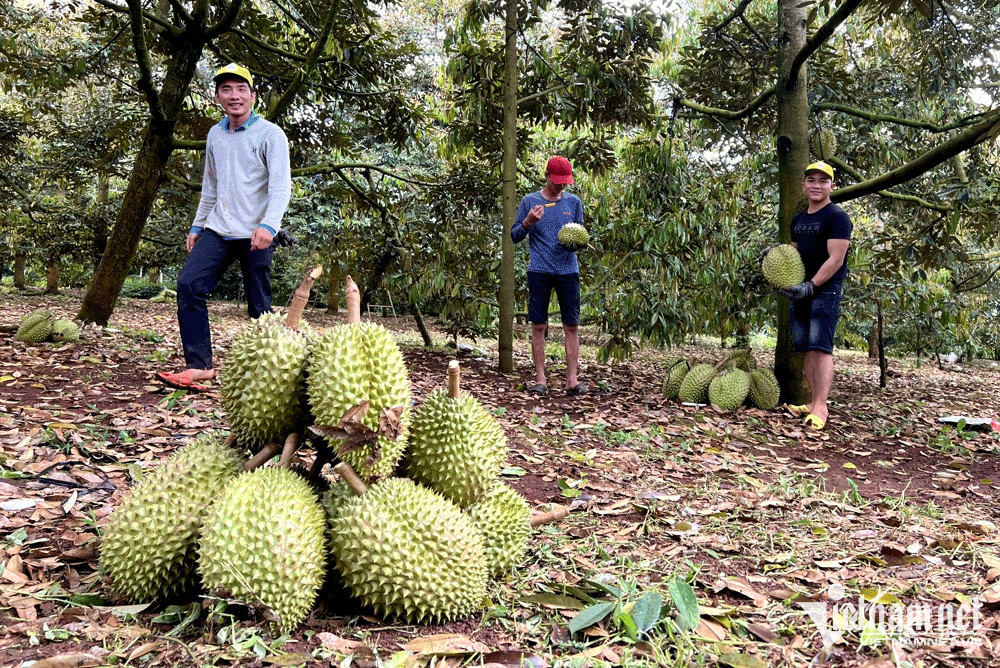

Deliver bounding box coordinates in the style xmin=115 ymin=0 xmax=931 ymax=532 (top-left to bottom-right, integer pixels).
xmin=779 ymin=161 xmax=852 ymax=430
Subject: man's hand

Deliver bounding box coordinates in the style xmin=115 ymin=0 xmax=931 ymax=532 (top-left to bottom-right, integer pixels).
xmin=523 ymin=204 xmax=544 ymax=229
xmin=251 ymin=227 xmax=274 ymax=251
xmin=186 ymin=233 xmax=200 ymax=253
xmin=778 ymin=281 xmax=814 ymax=300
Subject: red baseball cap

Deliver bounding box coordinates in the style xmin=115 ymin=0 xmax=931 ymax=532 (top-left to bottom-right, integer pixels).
xmin=546 ymin=156 xmax=574 ymax=185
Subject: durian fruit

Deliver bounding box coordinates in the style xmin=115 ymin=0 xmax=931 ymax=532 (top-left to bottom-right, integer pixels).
xmin=465 ymin=482 xmax=531 ymax=577
xmin=708 ymin=368 xmax=751 ymax=411
xmin=328 ymin=477 xmax=487 ymax=624
xmin=661 ymin=358 xmax=690 ymax=399
xmin=320 ymin=478 xmax=356 ymax=526
xmin=809 ymin=128 xmax=838 ymax=159
xmin=723 ymin=349 xmax=756 ymax=372
xmin=677 ymin=363 xmax=717 ymax=404
xmin=16 ymin=308 xmax=55 ymax=343
xmin=307 ymin=278 xmax=411 ymax=482
xmin=557 ymin=223 xmax=589 ymax=251
xmin=762 ymin=244 xmax=805 ymax=290
xmin=199 ymin=467 xmax=327 ymax=633
xmin=100 ymin=433 xmax=244 ymax=601
xmin=221 ymin=311 xmax=312 ymax=452
xmin=50 ymin=319 xmax=80 ymax=343
xmin=406 ymin=361 xmax=507 ymax=508
xmin=747 ymin=368 xmax=781 ymax=410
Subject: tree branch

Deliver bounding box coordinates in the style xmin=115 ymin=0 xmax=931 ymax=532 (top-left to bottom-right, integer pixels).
xmin=172 ymin=138 xmax=207 ymax=150
xmin=833 ymin=109 xmax=1000 ymax=202
xmin=815 ymin=102 xmax=986 ymax=133
xmin=206 ymin=0 xmax=244 ymax=39
xmin=294 ymin=162 xmax=444 ymax=187
xmin=787 ymin=0 xmax=865 ymax=91
xmin=89 ymin=0 xmax=180 ymax=37
xmin=713 ymin=0 xmax=754 ymax=32
xmin=677 ymin=86 xmax=775 ymax=120
xmin=267 ymin=0 xmax=340 ymax=123
xmin=517 ymin=82 xmax=574 ymax=107
xmin=827 ymin=157 xmax=952 ymax=211
xmin=125 ymin=0 xmax=164 ymax=123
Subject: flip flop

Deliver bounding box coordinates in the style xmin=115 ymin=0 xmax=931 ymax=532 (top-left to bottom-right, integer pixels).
xmin=156 ymin=371 xmax=210 ymax=392
xmin=528 ymin=383 xmax=548 ymax=396
xmin=567 ymin=384 xmax=589 ymax=397
xmin=786 ymin=403 xmax=811 ymax=416
xmin=803 ymin=413 xmax=826 ymax=430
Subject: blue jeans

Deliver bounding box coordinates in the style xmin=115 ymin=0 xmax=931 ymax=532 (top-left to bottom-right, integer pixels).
xmin=176 ymin=229 xmax=274 ymax=370
xmin=790 ymin=285 xmax=842 ymax=355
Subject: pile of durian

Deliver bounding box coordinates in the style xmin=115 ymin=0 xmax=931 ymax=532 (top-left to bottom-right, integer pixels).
xmin=100 ymin=272 xmax=559 ymax=633
xmin=662 ymin=350 xmax=781 ymax=412
xmin=15 ymin=308 xmax=80 ymax=343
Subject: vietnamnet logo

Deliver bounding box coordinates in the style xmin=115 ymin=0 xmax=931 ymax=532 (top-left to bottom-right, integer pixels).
xmin=799 ymin=583 xmax=985 ymax=649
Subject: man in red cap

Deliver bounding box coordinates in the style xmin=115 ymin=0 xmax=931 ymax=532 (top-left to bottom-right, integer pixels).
xmin=511 ymin=155 xmax=588 ymax=397
xmin=779 ymin=160 xmax=852 ymax=430
xmin=157 ymin=63 xmax=292 ymax=391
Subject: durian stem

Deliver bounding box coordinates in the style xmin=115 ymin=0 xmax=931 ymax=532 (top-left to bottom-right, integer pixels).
xmin=447 ymin=360 xmax=461 ymax=398
xmin=333 ymin=462 xmax=368 ymax=496
xmin=286 ymin=265 xmax=323 ymax=330
xmin=346 ymin=276 xmax=361 ymax=324
xmin=530 ymin=504 xmax=570 ymax=527
xmin=244 ymin=443 xmax=281 ymax=471
xmin=224 ymin=432 xmax=237 ymax=448
xmin=278 ymin=432 xmax=300 ymax=468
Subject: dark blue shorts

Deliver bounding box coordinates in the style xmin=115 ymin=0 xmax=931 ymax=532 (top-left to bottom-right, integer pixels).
xmin=790 ymin=286 xmax=842 ymax=354
xmin=527 ymin=272 xmax=580 ymax=325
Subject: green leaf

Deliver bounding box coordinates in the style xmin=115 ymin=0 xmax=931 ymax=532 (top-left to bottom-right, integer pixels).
xmin=630 ymin=591 xmax=663 ymax=637
xmin=616 ymin=609 xmax=638 ymax=641
xmin=667 ymin=577 xmax=699 ymax=631
xmin=69 ymin=593 xmax=108 ymax=606
xmin=567 ymin=601 xmax=616 ymax=635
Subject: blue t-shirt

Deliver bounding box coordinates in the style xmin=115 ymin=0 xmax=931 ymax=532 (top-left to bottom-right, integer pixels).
xmin=511 ymin=191 xmax=584 ymax=275
xmin=791 ymin=202 xmax=852 ymax=288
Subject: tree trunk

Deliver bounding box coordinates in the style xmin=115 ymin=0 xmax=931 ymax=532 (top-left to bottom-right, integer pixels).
xmin=409 ymin=294 xmax=433 ymax=347
xmin=77 ymin=38 xmax=206 ymax=325
xmin=14 ymin=251 xmax=26 ymax=290
xmin=868 ymin=321 xmax=878 ymax=358
xmin=772 ymin=0 xmax=811 ymax=404
xmin=877 ymin=299 xmax=887 ymax=388
xmin=496 ymin=0 xmax=518 ymax=374
xmin=45 ymin=258 xmax=60 ymax=295
xmin=92 ymin=169 xmax=110 ymax=269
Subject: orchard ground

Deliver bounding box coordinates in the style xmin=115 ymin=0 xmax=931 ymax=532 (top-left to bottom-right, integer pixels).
xmin=2 ymin=289 xmax=1000 ymax=668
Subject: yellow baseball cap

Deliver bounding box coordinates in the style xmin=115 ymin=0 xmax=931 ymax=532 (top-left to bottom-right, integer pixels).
xmin=213 ymin=63 xmax=253 ymax=88
xmin=804 ymin=161 xmax=834 ymax=180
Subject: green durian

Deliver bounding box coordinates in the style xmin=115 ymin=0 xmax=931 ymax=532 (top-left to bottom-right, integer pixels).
xmin=677 ymin=363 xmax=716 ymax=404
xmin=220 ymin=312 xmax=312 ymax=452
xmin=723 ymin=350 xmax=756 ymax=372
xmin=809 ymin=128 xmax=838 ymax=159
xmin=406 ymin=386 xmax=507 ymax=508
xmin=661 ymin=357 xmax=690 ymax=399
xmin=16 ymin=308 xmax=55 ymax=343
xmin=708 ymin=368 xmax=751 ymax=411
xmin=557 ymin=223 xmax=589 ymax=251
xmin=199 ymin=467 xmax=327 ymax=633
xmin=50 ymin=319 xmax=80 ymax=343
xmin=465 ymin=483 xmax=531 ymax=577
xmin=328 ymin=477 xmax=487 ymax=624
xmin=747 ymin=368 xmax=781 ymax=410
xmin=762 ymin=244 xmax=806 ymax=290
xmin=307 ymin=321 xmax=411 ymax=482
xmin=100 ymin=432 xmax=243 ymax=601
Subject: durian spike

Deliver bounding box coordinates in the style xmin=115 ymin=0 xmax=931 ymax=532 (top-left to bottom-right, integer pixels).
xmin=285 ymin=266 xmax=323 ymax=331
xmin=530 ymin=504 xmax=570 ymax=528
xmin=448 ymin=360 xmax=461 ymax=398
xmin=333 ymin=461 xmax=368 ymax=496
xmin=245 ymin=442 xmax=281 ymax=471
xmin=345 ymin=276 xmax=361 ymax=324
xmin=278 ymin=432 xmax=300 ymax=468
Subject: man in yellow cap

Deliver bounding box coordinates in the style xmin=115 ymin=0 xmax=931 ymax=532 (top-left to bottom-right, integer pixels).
xmin=779 ymin=160 xmax=852 ymax=430
xmin=157 ymin=63 xmax=292 ymax=391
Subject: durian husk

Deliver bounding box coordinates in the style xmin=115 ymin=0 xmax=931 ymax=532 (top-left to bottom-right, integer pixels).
xmin=708 ymin=368 xmax=751 ymax=411
xmin=328 ymin=477 xmax=488 ymax=624
xmin=747 ymin=368 xmax=781 ymax=410
xmin=677 ymin=363 xmax=717 ymax=404
xmin=762 ymin=245 xmax=806 ymax=290
xmin=100 ymin=432 xmax=244 ymax=601
xmin=465 ymin=482 xmax=531 ymax=576
xmin=661 ymin=357 xmax=690 ymax=399
xmin=198 ymin=467 xmax=327 ymax=634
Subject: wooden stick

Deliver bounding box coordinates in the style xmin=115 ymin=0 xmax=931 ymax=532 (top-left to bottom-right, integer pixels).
xmin=278 ymin=432 xmax=300 ymax=468
xmin=345 ymin=276 xmax=361 ymax=324
xmin=286 ymin=265 xmax=323 ymax=331
xmin=333 ymin=462 xmax=368 ymax=496
xmin=447 ymin=360 xmax=461 ymax=398
xmin=244 ymin=442 xmax=281 ymax=471
xmin=531 ymin=505 xmax=570 ymax=528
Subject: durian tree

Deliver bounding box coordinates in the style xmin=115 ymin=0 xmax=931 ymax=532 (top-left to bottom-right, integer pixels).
xmin=671 ymin=0 xmax=1000 ymax=400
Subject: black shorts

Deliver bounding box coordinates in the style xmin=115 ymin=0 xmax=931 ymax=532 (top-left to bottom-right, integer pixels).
xmin=790 ymin=286 xmax=842 ymax=354
xmin=527 ymin=272 xmax=580 ymax=325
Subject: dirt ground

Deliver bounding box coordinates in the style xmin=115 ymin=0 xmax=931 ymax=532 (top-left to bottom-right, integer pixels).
xmin=2 ymin=291 xmax=1000 ymax=667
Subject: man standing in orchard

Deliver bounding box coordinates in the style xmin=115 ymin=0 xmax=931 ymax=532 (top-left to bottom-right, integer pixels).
xmin=156 ymin=63 xmax=292 ymax=391
xmin=779 ymin=161 xmax=852 ymax=430
xmin=511 ymin=155 xmax=588 ymax=397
